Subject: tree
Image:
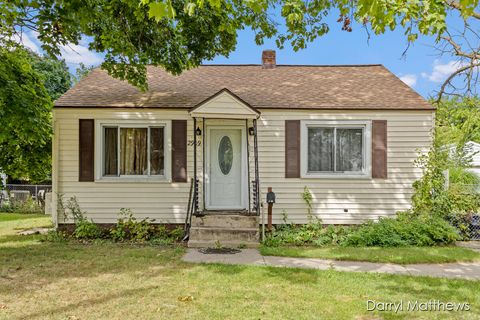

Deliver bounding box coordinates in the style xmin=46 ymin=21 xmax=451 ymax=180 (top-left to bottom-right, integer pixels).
xmin=0 ymin=48 xmax=71 ymax=182
xmin=0 ymin=47 xmax=53 ymax=182
xmin=28 ymin=51 xmax=72 ymax=100
xmin=436 ymin=97 xmax=480 ymax=146
xmin=74 ymin=63 xmax=95 ymax=84
xmin=411 ymin=97 xmax=480 ymax=219
xmin=1 ymin=1 xmax=478 ymax=95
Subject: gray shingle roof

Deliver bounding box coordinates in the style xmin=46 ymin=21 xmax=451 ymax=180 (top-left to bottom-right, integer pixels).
xmin=55 ymin=64 xmax=433 ymax=110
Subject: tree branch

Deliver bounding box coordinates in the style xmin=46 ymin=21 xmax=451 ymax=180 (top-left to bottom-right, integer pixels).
xmin=436 ymin=62 xmax=480 ymax=103
xmin=447 ymin=1 xmax=480 ymax=20
xmin=441 ymin=35 xmax=480 ymax=60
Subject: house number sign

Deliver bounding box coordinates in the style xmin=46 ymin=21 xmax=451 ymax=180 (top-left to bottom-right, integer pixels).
xmin=187 ymin=140 xmax=201 ymax=146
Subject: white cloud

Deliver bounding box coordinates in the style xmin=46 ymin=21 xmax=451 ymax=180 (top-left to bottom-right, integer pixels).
xmin=12 ymin=31 xmax=40 ymax=53
xmin=399 ymin=74 xmax=417 ymax=87
xmin=59 ymin=43 xmax=103 ymax=66
xmin=12 ymin=31 xmax=102 ymax=66
xmin=421 ymin=60 xmax=465 ymax=83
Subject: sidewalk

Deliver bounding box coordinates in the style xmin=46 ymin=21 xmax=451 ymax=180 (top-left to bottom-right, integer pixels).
xmin=182 ymin=248 xmax=480 ymax=280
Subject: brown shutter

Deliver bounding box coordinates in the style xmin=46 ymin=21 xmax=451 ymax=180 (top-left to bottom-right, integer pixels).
xmin=79 ymin=119 xmax=95 ymax=182
xmin=372 ymin=120 xmax=387 ymax=179
xmin=285 ymin=120 xmax=300 ymax=178
xmin=172 ymin=120 xmax=187 ymax=182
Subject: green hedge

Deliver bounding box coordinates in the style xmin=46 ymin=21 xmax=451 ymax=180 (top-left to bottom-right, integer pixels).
xmin=263 ymin=213 xmax=460 ymax=248
xmin=343 ymin=213 xmax=459 ymax=247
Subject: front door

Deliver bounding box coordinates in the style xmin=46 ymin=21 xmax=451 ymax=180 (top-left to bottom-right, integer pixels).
xmin=206 ymin=126 xmax=246 ymax=210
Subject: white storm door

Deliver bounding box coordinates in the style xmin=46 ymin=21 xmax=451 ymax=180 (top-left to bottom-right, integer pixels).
xmin=207 ymin=127 xmax=246 ymax=209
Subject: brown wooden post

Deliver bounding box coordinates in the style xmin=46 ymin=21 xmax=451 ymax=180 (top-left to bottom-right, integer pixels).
xmin=267 ymin=187 xmax=273 ymax=231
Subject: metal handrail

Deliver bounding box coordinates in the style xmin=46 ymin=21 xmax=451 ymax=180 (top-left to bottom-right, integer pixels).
xmin=182 ymin=178 xmax=195 ymax=241
xmin=253 ymin=119 xmax=260 ymax=216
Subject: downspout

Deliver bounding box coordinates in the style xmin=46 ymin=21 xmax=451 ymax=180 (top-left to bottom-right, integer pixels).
xmin=52 ymin=114 xmax=59 ymax=228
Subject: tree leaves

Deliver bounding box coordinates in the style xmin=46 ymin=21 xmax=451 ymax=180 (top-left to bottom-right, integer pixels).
xmin=0 ymin=47 xmax=53 ymax=182
xmin=148 ymin=1 xmax=176 ymax=21
xmin=0 ymin=0 xmax=477 ymax=92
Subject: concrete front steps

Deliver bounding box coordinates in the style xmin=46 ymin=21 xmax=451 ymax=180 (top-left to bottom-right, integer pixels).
xmin=188 ymin=214 xmax=260 ymax=248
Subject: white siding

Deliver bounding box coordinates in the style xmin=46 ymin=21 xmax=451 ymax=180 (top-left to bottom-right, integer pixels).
xmin=256 ymin=109 xmax=434 ymax=224
xmin=190 ymin=91 xmax=258 ymax=119
xmin=53 ymin=109 xmax=202 ymax=224
xmin=53 ymin=108 xmax=434 ymax=225
xmin=467 ymin=142 xmax=480 ymax=177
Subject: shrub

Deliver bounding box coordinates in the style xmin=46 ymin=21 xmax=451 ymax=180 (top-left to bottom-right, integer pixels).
xmin=263 ymin=219 xmax=353 ymax=247
xmin=411 ymin=118 xmax=480 ymax=219
xmin=301 ymin=186 xmax=313 ymax=221
xmin=65 ymin=196 xmax=87 ymax=223
xmin=44 ymin=230 xmax=68 ymax=243
xmin=263 ymin=212 xmax=459 ymax=248
xmin=0 ymin=196 xmax=43 ymax=214
xmin=110 ymin=208 xmax=157 ymax=242
xmin=149 ymin=226 xmax=183 ymax=245
xmin=344 ymin=213 xmax=459 ymax=247
xmin=73 ymin=219 xmax=102 ymax=240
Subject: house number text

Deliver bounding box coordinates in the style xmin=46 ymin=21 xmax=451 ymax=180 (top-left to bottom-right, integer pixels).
xmin=188 ymin=140 xmax=201 ymax=146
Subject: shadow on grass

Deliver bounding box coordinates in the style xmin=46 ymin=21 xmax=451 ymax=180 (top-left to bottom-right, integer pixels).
xmin=202 ymin=263 xmax=251 ymax=275
xmin=262 ymin=265 xmax=323 ymax=284
xmin=199 ymin=259 xmax=324 ymax=285
xmin=370 ymin=274 xmax=480 ymax=314
xmin=261 ymin=245 xmax=480 ymax=264
xmin=12 ymin=285 xmax=163 ymax=320
xmin=0 ymin=237 xmax=189 ymax=296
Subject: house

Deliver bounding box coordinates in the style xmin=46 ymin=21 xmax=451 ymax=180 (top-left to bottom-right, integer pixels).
xmin=52 ymin=50 xmax=434 ymax=247
xmin=0 ymin=172 xmax=7 ymax=205
xmin=466 ymin=141 xmax=480 ymax=177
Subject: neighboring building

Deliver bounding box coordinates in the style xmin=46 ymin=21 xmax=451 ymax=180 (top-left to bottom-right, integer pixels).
xmin=0 ymin=172 xmax=7 ymax=204
xmin=448 ymin=141 xmax=480 ymax=177
xmin=0 ymin=172 xmax=6 ymax=186
xmin=52 ymin=50 xmax=434 ymax=246
xmin=464 ymin=141 xmax=480 ymax=177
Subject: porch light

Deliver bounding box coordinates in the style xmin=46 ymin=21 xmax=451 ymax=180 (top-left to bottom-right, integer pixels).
xmin=248 ymin=127 xmax=255 ymax=136
xmin=196 ymin=127 xmax=202 ymax=136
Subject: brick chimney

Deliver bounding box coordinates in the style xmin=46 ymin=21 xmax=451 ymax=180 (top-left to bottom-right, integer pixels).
xmin=262 ymin=50 xmax=276 ymax=69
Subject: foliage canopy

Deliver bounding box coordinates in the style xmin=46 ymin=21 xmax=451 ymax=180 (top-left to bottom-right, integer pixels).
xmin=2 ymin=0 xmax=478 ymax=92
xmin=0 ymin=47 xmax=53 ymax=182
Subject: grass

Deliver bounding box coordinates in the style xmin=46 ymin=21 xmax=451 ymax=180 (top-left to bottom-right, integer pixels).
xmin=260 ymin=245 xmax=480 ymax=265
xmin=0 ymin=213 xmax=480 ymax=319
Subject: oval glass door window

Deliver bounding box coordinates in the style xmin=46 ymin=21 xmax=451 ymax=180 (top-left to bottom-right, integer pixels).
xmin=218 ymin=136 xmax=233 ymax=175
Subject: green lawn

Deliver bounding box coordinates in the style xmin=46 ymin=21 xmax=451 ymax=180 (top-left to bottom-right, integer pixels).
xmin=260 ymin=245 xmax=480 ymax=264
xmin=1 ymin=213 xmax=480 ymax=319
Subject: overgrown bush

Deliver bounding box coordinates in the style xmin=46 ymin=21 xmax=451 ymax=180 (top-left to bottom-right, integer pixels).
xmin=149 ymin=225 xmax=184 ymax=245
xmin=110 ymin=208 xmax=155 ymax=242
xmin=110 ymin=208 xmax=183 ymax=243
xmin=0 ymin=196 xmax=43 ymax=214
xmin=73 ymin=219 xmax=102 ymax=240
xmin=344 ymin=212 xmax=459 ymax=247
xmin=412 ymin=97 xmax=480 ymax=219
xmin=49 ymin=198 xmax=183 ymax=244
xmin=263 ymin=219 xmax=353 ymax=247
xmin=263 ymin=211 xmax=459 ymax=247
xmin=44 ymin=230 xmax=68 ymax=243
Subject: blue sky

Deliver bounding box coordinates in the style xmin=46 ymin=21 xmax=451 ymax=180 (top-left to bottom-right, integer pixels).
xmin=17 ymin=13 xmax=464 ymax=99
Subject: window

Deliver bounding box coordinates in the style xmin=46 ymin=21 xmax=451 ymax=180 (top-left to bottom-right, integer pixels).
xmin=301 ymin=121 xmax=371 ymax=178
xmin=101 ymin=125 xmax=166 ymax=178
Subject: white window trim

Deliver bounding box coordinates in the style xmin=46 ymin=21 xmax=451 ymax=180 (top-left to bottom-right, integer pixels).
xmin=300 ymin=120 xmax=372 ymax=179
xmin=95 ymin=120 xmax=172 ymax=182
